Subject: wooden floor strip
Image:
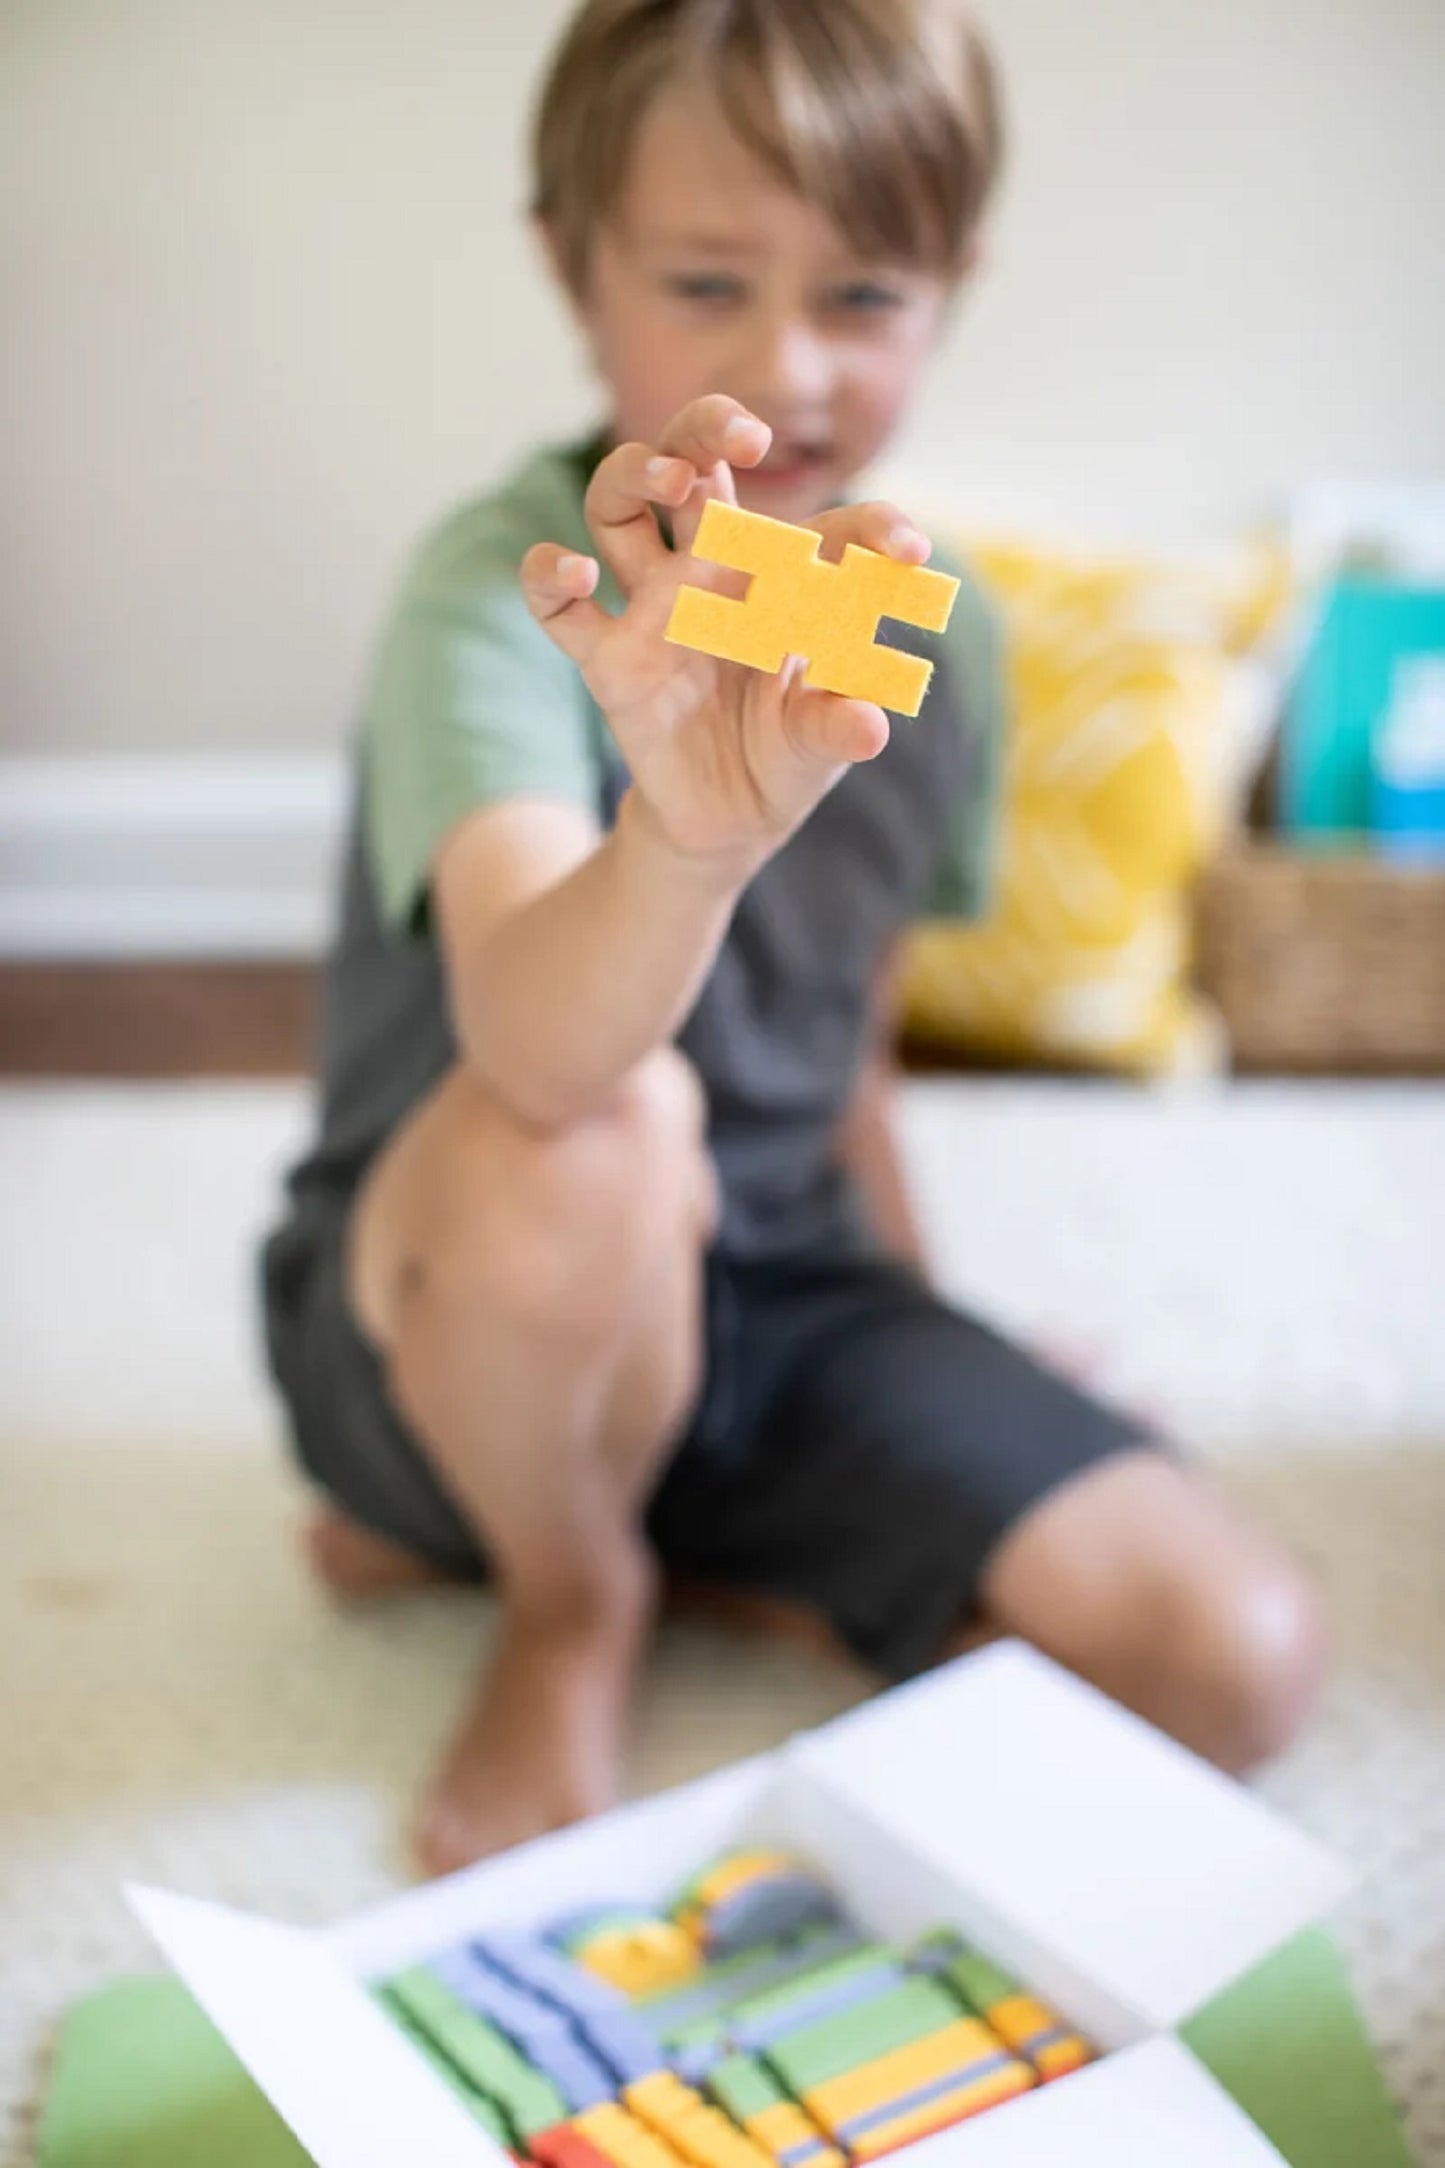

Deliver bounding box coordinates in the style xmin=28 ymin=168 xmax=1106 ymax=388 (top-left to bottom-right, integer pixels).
xmin=0 ymin=963 xmax=317 ymax=1079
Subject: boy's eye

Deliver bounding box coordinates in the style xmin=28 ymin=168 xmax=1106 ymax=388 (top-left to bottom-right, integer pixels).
xmin=830 ymin=281 xmax=906 ymax=313
xmin=667 ymin=273 xmax=746 ymax=304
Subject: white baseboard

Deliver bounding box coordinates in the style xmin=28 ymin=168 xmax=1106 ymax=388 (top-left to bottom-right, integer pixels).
xmin=0 ymin=753 xmax=347 ymax=958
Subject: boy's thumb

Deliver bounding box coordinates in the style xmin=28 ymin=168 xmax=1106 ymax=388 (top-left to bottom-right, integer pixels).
xmin=789 ymin=688 xmax=891 ymax=773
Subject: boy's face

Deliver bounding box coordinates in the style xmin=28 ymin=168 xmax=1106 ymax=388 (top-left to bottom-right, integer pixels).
xmin=564 ymin=81 xmax=959 ymax=526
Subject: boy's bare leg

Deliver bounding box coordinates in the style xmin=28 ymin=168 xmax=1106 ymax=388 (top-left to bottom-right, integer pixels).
xmin=970 ymin=1450 xmax=1328 ymax=1773
xmin=348 ymin=1048 xmax=715 ymax=1876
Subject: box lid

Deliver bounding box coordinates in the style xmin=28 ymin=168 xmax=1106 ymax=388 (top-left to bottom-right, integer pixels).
xmin=786 ymin=1641 xmax=1350 ymax=2033
xmin=128 ymin=1887 xmax=501 ymax=2168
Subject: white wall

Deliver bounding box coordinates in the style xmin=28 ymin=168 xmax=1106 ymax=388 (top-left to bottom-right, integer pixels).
xmin=3 ymin=0 xmax=1443 ymax=757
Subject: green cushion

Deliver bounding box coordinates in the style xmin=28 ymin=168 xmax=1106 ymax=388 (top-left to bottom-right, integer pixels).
xmin=36 ymin=1977 xmax=309 ymax=2168
xmin=1182 ymin=1927 xmax=1415 ymax=2168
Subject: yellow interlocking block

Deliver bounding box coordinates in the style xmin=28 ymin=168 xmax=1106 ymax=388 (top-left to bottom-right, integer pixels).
xmin=846 ymin=2061 xmax=1035 ymax=2159
xmin=747 ymin=2101 xmax=846 ymax=2168
xmin=665 ymin=501 xmax=959 ymax=717
xmin=577 ymin=1922 xmax=703 ymax=1997
xmin=805 ymin=2017 xmax=1006 ymax=2128
xmin=577 ymin=2104 xmax=689 ymax=2168
xmin=987 ymin=1992 xmax=1092 ymax=2080
xmin=625 ymin=2075 xmax=774 ymax=2168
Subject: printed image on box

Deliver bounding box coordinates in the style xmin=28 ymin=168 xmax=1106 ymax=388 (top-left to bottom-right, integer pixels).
xmin=370 ymin=1849 xmax=1094 ymax=2168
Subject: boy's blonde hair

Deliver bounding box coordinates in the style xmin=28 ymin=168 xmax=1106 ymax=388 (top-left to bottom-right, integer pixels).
xmin=533 ymin=0 xmax=1004 ymax=294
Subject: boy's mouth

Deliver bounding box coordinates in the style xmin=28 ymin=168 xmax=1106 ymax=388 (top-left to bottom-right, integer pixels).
xmin=747 ymin=441 xmax=832 ymax=493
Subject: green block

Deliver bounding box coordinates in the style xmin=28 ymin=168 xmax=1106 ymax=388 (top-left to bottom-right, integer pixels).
xmin=907 ymin=1929 xmax=1016 ymax=2018
xmin=726 ymin=1947 xmax=893 ymax=2031
xmin=385 ymin=1968 xmax=567 ymax=2136
xmin=375 ymin=1987 xmax=517 ymax=2146
xmin=941 ymin=1951 xmax=1017 ymax=2016
xmin=764 ymin=1978 xmax=961 ymax=2093
xmin=707 ymin=2052 xmax=789 ymax=2120
xmin=667 ymin=2011 xmax=730 ymax=2056
xmin=1181 ymin=1930 xmax=1417 ymax=2168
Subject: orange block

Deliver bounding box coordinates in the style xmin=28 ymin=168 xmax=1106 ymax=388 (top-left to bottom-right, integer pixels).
xmin=987 ymin=1994 xmax=1093 ymax=2083
xmin=666 ymin=501 xmax=959 ymax=717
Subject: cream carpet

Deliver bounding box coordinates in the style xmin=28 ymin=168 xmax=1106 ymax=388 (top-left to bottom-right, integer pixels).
xmin=3 ymin=1437 xmax=1444 ymax=2166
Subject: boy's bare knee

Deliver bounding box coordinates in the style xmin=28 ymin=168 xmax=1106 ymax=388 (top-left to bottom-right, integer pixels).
xmin=983 ymin=1455 xmax=1327 ymax=1772
xmin=1158 ymin=1558 xmax=1328 ymax=1771
xmin=363 ymin=1051 xmax=711 ymax=1357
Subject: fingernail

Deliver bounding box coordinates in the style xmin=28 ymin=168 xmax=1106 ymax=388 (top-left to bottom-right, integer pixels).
xmin=887 ymin=521 xmax=921 ymax=554
xmin=724 ymin=415 xmax=761 ymax=448
xmin=557 ymin=553 xmax=590 ymax=580
xmin=646 ymin=455 xmax=680 ymax=486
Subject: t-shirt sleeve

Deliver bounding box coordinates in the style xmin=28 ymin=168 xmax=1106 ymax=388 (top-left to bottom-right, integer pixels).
xmin=363 ymin=545 xmax=600 ymax=933
xmin=923 ymin=551 xmax=1008 ymax=921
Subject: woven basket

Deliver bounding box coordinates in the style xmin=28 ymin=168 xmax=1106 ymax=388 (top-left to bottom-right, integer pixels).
xmin=1195 ymin=844 xmax=1445 ymax=1073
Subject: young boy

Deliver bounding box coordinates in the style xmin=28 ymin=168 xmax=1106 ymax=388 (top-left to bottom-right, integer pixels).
xmin=263 ymin=0 xmax=1326 ymax=1879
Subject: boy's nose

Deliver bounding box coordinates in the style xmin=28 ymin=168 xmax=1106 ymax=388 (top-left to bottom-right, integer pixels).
xmin=740 ymin=316 xmax=834 ymax=414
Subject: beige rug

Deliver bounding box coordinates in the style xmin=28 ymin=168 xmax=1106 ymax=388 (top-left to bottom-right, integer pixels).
xmin=3 ymin=1437 xmax=1443 ymax=2166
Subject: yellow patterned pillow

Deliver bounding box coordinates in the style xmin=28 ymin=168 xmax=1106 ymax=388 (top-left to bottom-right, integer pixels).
xmin=901 ymin=538 xmax=1290 ymax=1076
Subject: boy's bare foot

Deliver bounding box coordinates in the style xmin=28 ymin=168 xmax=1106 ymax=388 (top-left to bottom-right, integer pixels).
xmin=414 ymin=1559 xmax=656 ymax=1878
xmin=305 ymin=1507 xmax=461 ymax=1600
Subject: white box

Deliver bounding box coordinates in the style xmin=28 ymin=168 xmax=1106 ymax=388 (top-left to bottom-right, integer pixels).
xmin=129 ymin=1642 xmax=1350 ymax=2168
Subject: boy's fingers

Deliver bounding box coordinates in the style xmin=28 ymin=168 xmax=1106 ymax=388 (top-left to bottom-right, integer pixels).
xmin=657 ymin=394 xmax=771 ymax=477
xmin=520 ymin=545 xmax=609 ymax=667
xmin=808 ymin=500 xmax=932 ymax=566
xmin=587 ymin=402 xmax=770 ymax=588
xmin=584 ymin=444 xmax=699 ymax=593
xmin=671 ymin=461 xmax=734 ymax=561
xmin=663 ymin=398 xmax=769 ymax=558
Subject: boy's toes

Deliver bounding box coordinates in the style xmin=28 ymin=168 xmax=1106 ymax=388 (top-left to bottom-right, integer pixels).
xmin=303 ymin=1508 xmax=458 ymax=1603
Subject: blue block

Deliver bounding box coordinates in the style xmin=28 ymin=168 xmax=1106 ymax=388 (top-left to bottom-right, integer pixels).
xmin=581 ymin=2011 xmax=667 ymax=2085
xmin=645 ymin=1927 xmax=862 ymax=2039
xmin=432 ymin=1947 xmax=617 ymax=2111
xmin=672 ymin=2038 xmax=722 ymax=2085
xmin=525 ymin=2034 xmax=619 ymax=2113
xmin=702 ymin=1878 xmax=841 ymax=1958
xmin=431 ymin=1948 xmax=570 ymax=2049
xmin=475 ymin=1931 xmax=627 ymax=2019
xmin=728 ymin=1959 xmax=905 ymax=2051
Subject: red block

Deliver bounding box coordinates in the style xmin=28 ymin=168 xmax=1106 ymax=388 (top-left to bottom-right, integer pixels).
xmin=531 ymin=2125 xmax=619 ymax=2168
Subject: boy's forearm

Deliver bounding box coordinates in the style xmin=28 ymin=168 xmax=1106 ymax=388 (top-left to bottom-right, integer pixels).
xmin=455 ymin=791 xmax=746 ymax=1128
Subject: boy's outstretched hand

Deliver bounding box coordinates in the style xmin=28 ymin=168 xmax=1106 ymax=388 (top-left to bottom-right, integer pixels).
xmin=520 ymin=394 xmax=931 ymax=881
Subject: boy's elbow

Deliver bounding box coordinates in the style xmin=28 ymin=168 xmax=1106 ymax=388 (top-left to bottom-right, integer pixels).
xmin=453 ymin=1035 xmax=580 ymax=1136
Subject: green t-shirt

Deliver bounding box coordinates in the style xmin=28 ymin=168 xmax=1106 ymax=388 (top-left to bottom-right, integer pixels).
xmin=278 ymin=431 xmax=1005 ymax=1259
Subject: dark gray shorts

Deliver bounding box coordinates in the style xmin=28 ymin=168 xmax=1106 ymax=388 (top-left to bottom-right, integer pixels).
xmin=261 ymin=1216 xmax=1150 ymax=1681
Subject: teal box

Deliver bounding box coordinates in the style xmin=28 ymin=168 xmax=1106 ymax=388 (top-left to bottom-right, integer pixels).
xmin=1283 ymin=576 xmax=1445 ymax=841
